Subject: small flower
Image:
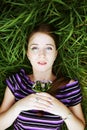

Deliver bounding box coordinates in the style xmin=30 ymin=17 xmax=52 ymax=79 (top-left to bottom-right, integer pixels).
xmin=32 ymin=80 xmax=52 ymax=92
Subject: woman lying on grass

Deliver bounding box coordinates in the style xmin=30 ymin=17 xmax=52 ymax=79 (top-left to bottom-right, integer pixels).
xmin=0 ymin=23 xmax=85 ymax=130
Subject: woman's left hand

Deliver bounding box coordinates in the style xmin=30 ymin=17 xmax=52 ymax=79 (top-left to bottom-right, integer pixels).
xmin=34 ymin=92 xmax=85 ymax=130
xmin=36 ymin=92 xmax=70 ymax=118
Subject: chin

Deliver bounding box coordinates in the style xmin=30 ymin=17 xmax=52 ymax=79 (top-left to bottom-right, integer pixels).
xmin=34 ymin=67 xmax=47 ymax=72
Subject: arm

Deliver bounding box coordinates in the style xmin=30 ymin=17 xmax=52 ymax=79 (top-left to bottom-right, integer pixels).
xmin=0 ymin=86 xmax=85 ymax=130
xmin=62 ymin=80 xmax=85 ymax=130
xmin=0 ymin=87 xmax=21 ymax=130
xmin=64 ymin=103 xmax=85 ymax=130
xmin=35 ymin=92 xmax=85 ymax=130
xmin=69 ymin=104 xmax=85 ymax=124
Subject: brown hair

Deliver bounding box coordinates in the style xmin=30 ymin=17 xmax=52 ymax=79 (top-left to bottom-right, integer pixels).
xmin=48 ymin=77 xmax=70 ymax=96
xmin=28 ymin=23 xmax=59 ymax=49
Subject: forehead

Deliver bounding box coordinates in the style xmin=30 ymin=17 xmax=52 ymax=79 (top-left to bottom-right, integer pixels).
xmin=29 ymin=32 xmax=55 ymax=45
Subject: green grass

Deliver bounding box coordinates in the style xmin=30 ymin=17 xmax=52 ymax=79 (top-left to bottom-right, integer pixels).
xmin=0 ymin=0 xmax=87 ymax=129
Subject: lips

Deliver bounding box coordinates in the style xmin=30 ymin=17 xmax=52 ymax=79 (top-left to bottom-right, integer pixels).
xmin=37 ymin=62 xmax=47 ymax=65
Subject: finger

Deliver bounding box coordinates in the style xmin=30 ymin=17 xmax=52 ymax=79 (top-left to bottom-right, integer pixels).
xmin=34 ymin=101 xmax=52 ymax=111
xmin=34 ymin=96 xmax=53 ymax=107
xmin=36 ymin=92 xmax=53 ymax=100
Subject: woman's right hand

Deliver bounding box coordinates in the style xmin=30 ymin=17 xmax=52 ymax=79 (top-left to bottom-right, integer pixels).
xmin=16 ymin=93 xmax=52 ymax=112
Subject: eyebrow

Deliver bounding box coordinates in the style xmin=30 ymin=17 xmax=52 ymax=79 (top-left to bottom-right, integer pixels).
xmin=30 ymin=43 xmax=38 ymax=46
xmin=30 ymin=43 xmax=55 ymax=47
xmin=46 ymin=44 xmax=55 ymax=47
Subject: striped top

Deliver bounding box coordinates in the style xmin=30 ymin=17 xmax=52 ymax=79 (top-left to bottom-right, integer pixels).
xmin=6 ymin=69 xmax=82 ymax=130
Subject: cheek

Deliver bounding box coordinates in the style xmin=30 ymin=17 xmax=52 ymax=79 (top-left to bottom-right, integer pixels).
xmin=48 ymin=56 xmax=56 ymax=65
xmin=49 ymin=53 xmax=57 ymax=60
xmin=27 ymin=53 xmax=36 ymax=65
xmin=27 ymin=50 xmax=33 ymax=59
xmin=27 ymin=52 xmax=33 ymax=63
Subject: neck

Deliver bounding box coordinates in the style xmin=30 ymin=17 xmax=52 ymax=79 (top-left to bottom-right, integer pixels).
xmin=30 ymin=70 xmax=56 ymax=82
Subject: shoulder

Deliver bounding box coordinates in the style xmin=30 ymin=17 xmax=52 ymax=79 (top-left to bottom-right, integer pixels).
xmin=65 ymin=79 xmax=80 ymax=88
xmin=5 ymin=69 xmax=27 ymax=92
xmin=61 ymin=79 xmax=81 ymax=92
xmin=58 ymin=78 xmax=82 ymax=99
xmin=6 ymin=69 xmax=26 ymax=81
xmin=58 ymin=79 xmax=82 ymax=106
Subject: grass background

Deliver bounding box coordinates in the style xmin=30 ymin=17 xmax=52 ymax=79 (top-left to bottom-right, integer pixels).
xmin=0 ymin=0 xmax=87 ymax=129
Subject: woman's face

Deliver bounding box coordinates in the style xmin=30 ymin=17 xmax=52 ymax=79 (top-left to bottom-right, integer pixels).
xmin=27 ymin=32 xmax=57 ymax=72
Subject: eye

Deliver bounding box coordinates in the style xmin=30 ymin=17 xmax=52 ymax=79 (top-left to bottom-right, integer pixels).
xmin=46 ymin=47 xmax=53 ymax=51
xmin=31 ymin=47 xmax=38 ymax=51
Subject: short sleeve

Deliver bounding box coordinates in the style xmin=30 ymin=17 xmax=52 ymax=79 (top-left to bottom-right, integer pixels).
xmin=67 ymin=81 xmax=82 ymax=106
xmin=5 ymin=69 xmax=33 ymax=99
xmin=56 ymin=80 xmax=83 ymax=107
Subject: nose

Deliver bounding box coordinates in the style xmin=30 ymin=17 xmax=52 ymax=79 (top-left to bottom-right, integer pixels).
xmin=38 ymin=49 xmax=46 ymax=57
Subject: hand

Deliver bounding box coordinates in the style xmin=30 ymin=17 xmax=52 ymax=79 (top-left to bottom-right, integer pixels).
xmin=36 ymin=92 xmax=70 ymax=118
xmin=16 ymin=93 xmax=53 ymax=112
